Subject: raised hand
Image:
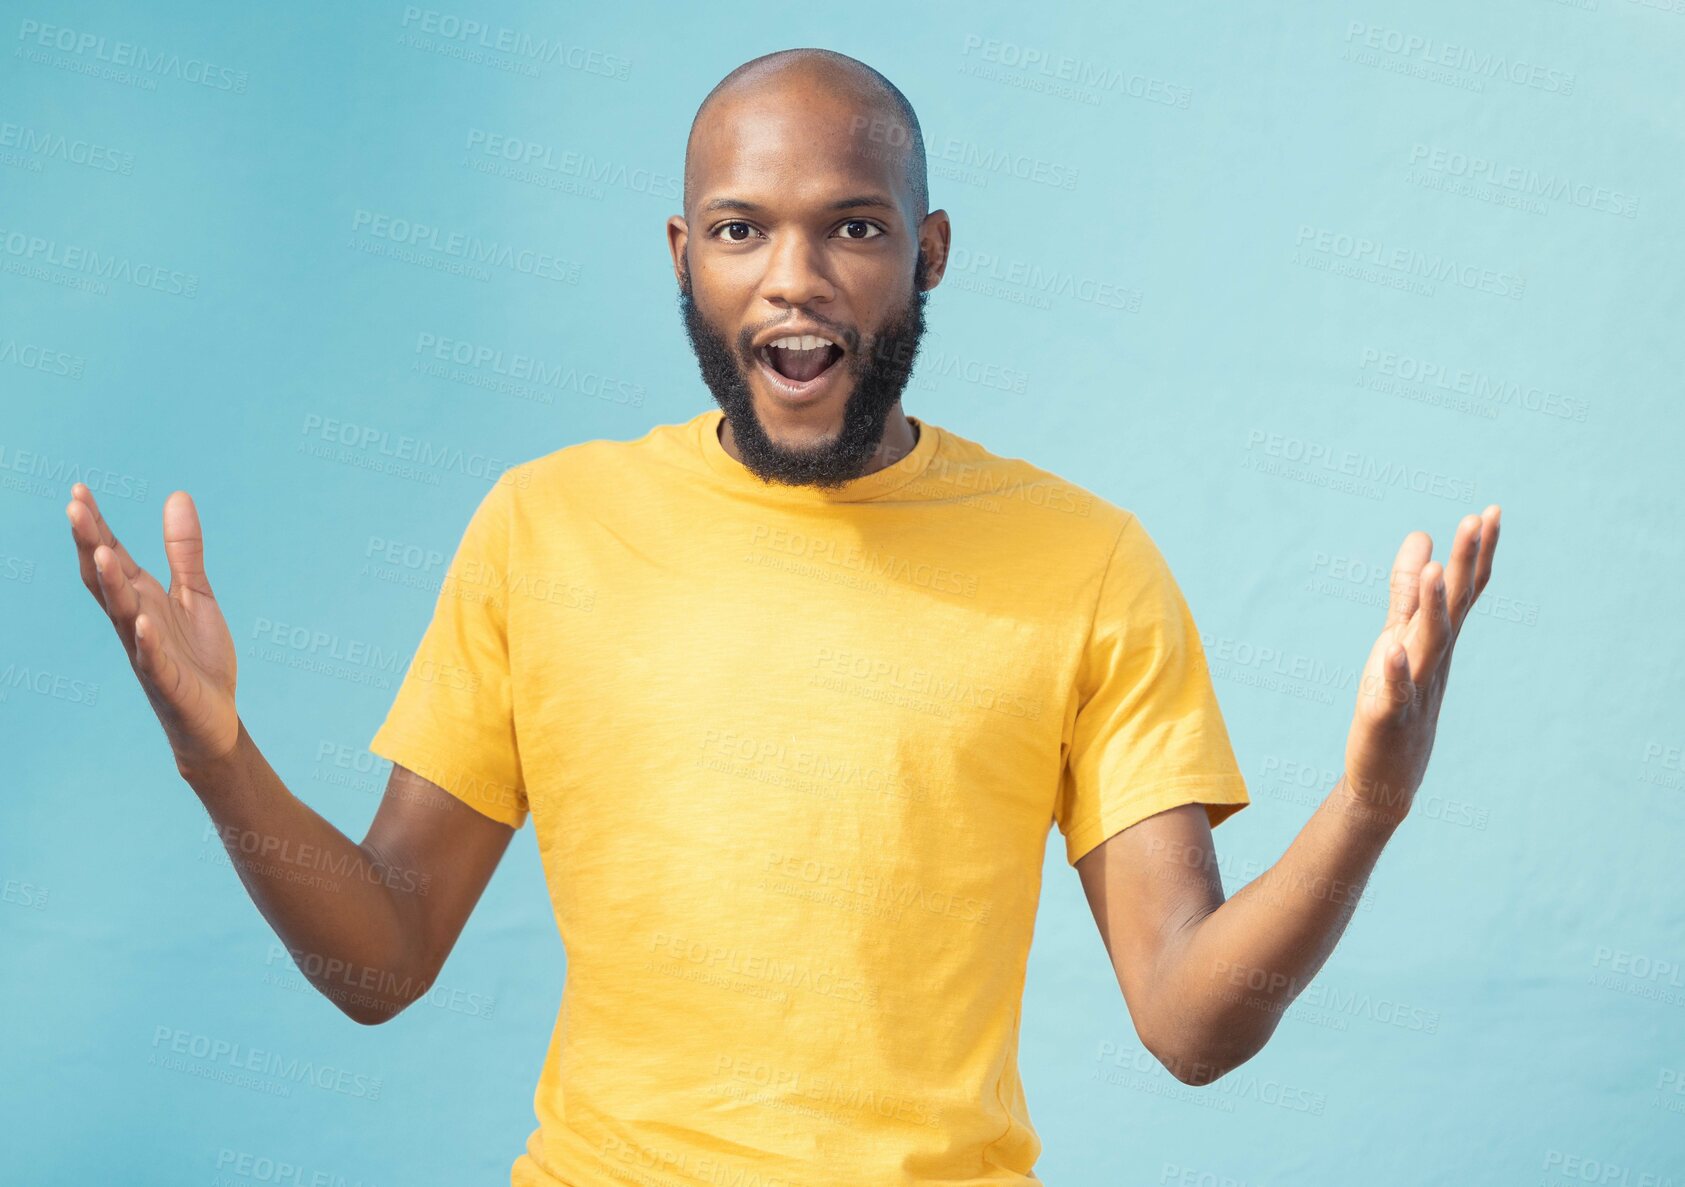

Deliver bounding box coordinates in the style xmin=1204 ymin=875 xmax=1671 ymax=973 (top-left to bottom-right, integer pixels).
xmin=66 ymin=484 xmax=240 ymax=775
xmin=1342 ymin=504 xmax=1502 ymax=822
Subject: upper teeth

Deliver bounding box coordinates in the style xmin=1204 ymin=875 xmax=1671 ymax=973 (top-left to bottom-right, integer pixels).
xmin=766 ymin=335 xmax=834 ymax=351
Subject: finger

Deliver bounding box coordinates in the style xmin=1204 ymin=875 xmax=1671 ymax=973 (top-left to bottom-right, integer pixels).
xmin=1406 ymin=561 xmax=1453 ymax=685
xmin=162 ymin=491 xmax=215 ymax=599
xmin=1443 ymin=513 xmax=1484 ymax=631
xmin=133 ymin=611 xmax=181 ymax=699
xmin=67 ymin=497 xmax=108 ymax=608
xmin=1384 ymin=530 xmax=1433 ymax=631
xmin=1471 ymin=503 xmax=1501 ymax=598
xmin=69 ymin=483 xmax=145 ymax=583
xmin=1363 ymin=637 xmax=1415 ymax=721
xmin=93 ymin=543 xmax=141 ymax=656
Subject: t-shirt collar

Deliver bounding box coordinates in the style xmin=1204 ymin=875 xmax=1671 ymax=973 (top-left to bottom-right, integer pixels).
xmin=696 ymin=408 xmax=941 ymax=504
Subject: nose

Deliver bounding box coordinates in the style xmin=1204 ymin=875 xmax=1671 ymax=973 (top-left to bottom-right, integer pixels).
xmin=758 ymin=231 xmax=835 ymax=309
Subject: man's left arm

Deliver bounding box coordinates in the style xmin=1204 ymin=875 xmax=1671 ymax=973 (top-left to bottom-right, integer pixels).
xmin=1077 ymin=504 xmax=1502 ymax=1085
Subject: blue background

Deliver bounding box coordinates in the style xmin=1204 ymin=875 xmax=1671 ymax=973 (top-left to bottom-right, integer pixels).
xmin=4 ymin=2 xmax=1681 ymax=1184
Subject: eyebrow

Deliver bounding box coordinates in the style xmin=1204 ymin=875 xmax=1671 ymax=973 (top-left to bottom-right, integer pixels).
xmin=700 ymin=194 xmax=897 ymax=215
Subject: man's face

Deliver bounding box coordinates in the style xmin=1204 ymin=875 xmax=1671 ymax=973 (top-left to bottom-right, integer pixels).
xmin=670 ymin=84 xmax=944 ymax=488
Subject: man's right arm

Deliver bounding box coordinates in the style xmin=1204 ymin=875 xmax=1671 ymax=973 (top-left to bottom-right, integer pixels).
xmin=181 ymin=722 xmax=514 ymax=1025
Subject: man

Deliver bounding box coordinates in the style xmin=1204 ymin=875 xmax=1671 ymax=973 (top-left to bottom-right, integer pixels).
xmin=68 ymin=47 xmax=1501 ymax=1187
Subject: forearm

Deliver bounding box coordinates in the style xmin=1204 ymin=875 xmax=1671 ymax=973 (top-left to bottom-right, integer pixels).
xmin=179 ymin=717 xmax=428 ymax=1024
xmin=1152 ymin=774 xmax=1403 ymax=1081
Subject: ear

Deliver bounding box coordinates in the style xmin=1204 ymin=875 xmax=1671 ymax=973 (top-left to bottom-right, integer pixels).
xmin=666 ymin=216 xmax=690 ymax=289
xmin=915 ymin=209 xmax=951 ymax=291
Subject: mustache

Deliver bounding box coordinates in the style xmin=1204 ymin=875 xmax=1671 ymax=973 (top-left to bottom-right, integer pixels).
xmin=738 ymin=320 xmax=861 ymax=358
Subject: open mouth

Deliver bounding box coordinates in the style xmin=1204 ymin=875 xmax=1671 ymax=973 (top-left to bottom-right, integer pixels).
xmin=756 ymin=338 xmax=845 ymax=395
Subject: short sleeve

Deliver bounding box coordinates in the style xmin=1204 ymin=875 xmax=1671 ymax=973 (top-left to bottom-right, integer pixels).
xmin=1054 ymin=514 xmax=1249 ymax=866
xmin=369 ymin=476 xmax=529 ymax=830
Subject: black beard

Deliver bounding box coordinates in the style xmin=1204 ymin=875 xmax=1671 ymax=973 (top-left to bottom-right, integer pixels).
xmin=677 ymin=252 xmax=930 ymax=489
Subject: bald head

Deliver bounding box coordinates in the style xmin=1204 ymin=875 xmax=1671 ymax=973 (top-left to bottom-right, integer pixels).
xmin=684 ymin=49 xmax=928 ymax=226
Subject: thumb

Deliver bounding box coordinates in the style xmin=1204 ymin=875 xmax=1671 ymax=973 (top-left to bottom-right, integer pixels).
xmin=163 ymin=490 xmax=214 ymax=599
xmin=1358 ymin=632 xmax=1412 ymax=724
xmin=1374 ymin=639 xmax=1413 ymax=717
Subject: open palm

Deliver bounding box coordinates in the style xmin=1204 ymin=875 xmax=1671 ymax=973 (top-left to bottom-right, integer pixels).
xmin=1343 ymin=504 xmax=1502 ymax=820
xmin=67 ymin=484 xmax=240 ymax=773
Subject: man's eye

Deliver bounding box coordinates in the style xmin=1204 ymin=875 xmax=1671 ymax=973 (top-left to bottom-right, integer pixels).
xmin=837 ymin=220 xmax=883 ymax=240
xmin=715 ymin=221 xmax=757 ymax=242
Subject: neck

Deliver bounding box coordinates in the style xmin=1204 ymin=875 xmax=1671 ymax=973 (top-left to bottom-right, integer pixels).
xmin=717 ymin=406 xmax=920 ymax=478
xmin=862 ymin=406 xmax=919 ymax=474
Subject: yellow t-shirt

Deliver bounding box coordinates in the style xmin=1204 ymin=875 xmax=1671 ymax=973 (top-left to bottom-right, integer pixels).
xmin=369 ymin=408 xmax=1249 ymax=1186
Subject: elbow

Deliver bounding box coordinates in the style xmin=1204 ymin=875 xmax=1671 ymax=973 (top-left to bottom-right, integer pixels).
xmin=1148 ymin=1043 xmax=1231 ymax=1086
xmin=327 ymin=932 xmax=432 ymax=1027
xmin=1143 ymin=1024 xmax=1268 ymax=1087
xmin=341 ymin=999 xmax=409 ymax=1027
xmin=334 ymin=984 xmax=420 ymax=1027
xmin=1158 ymin=1050 xmax=1236 ymax=1086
